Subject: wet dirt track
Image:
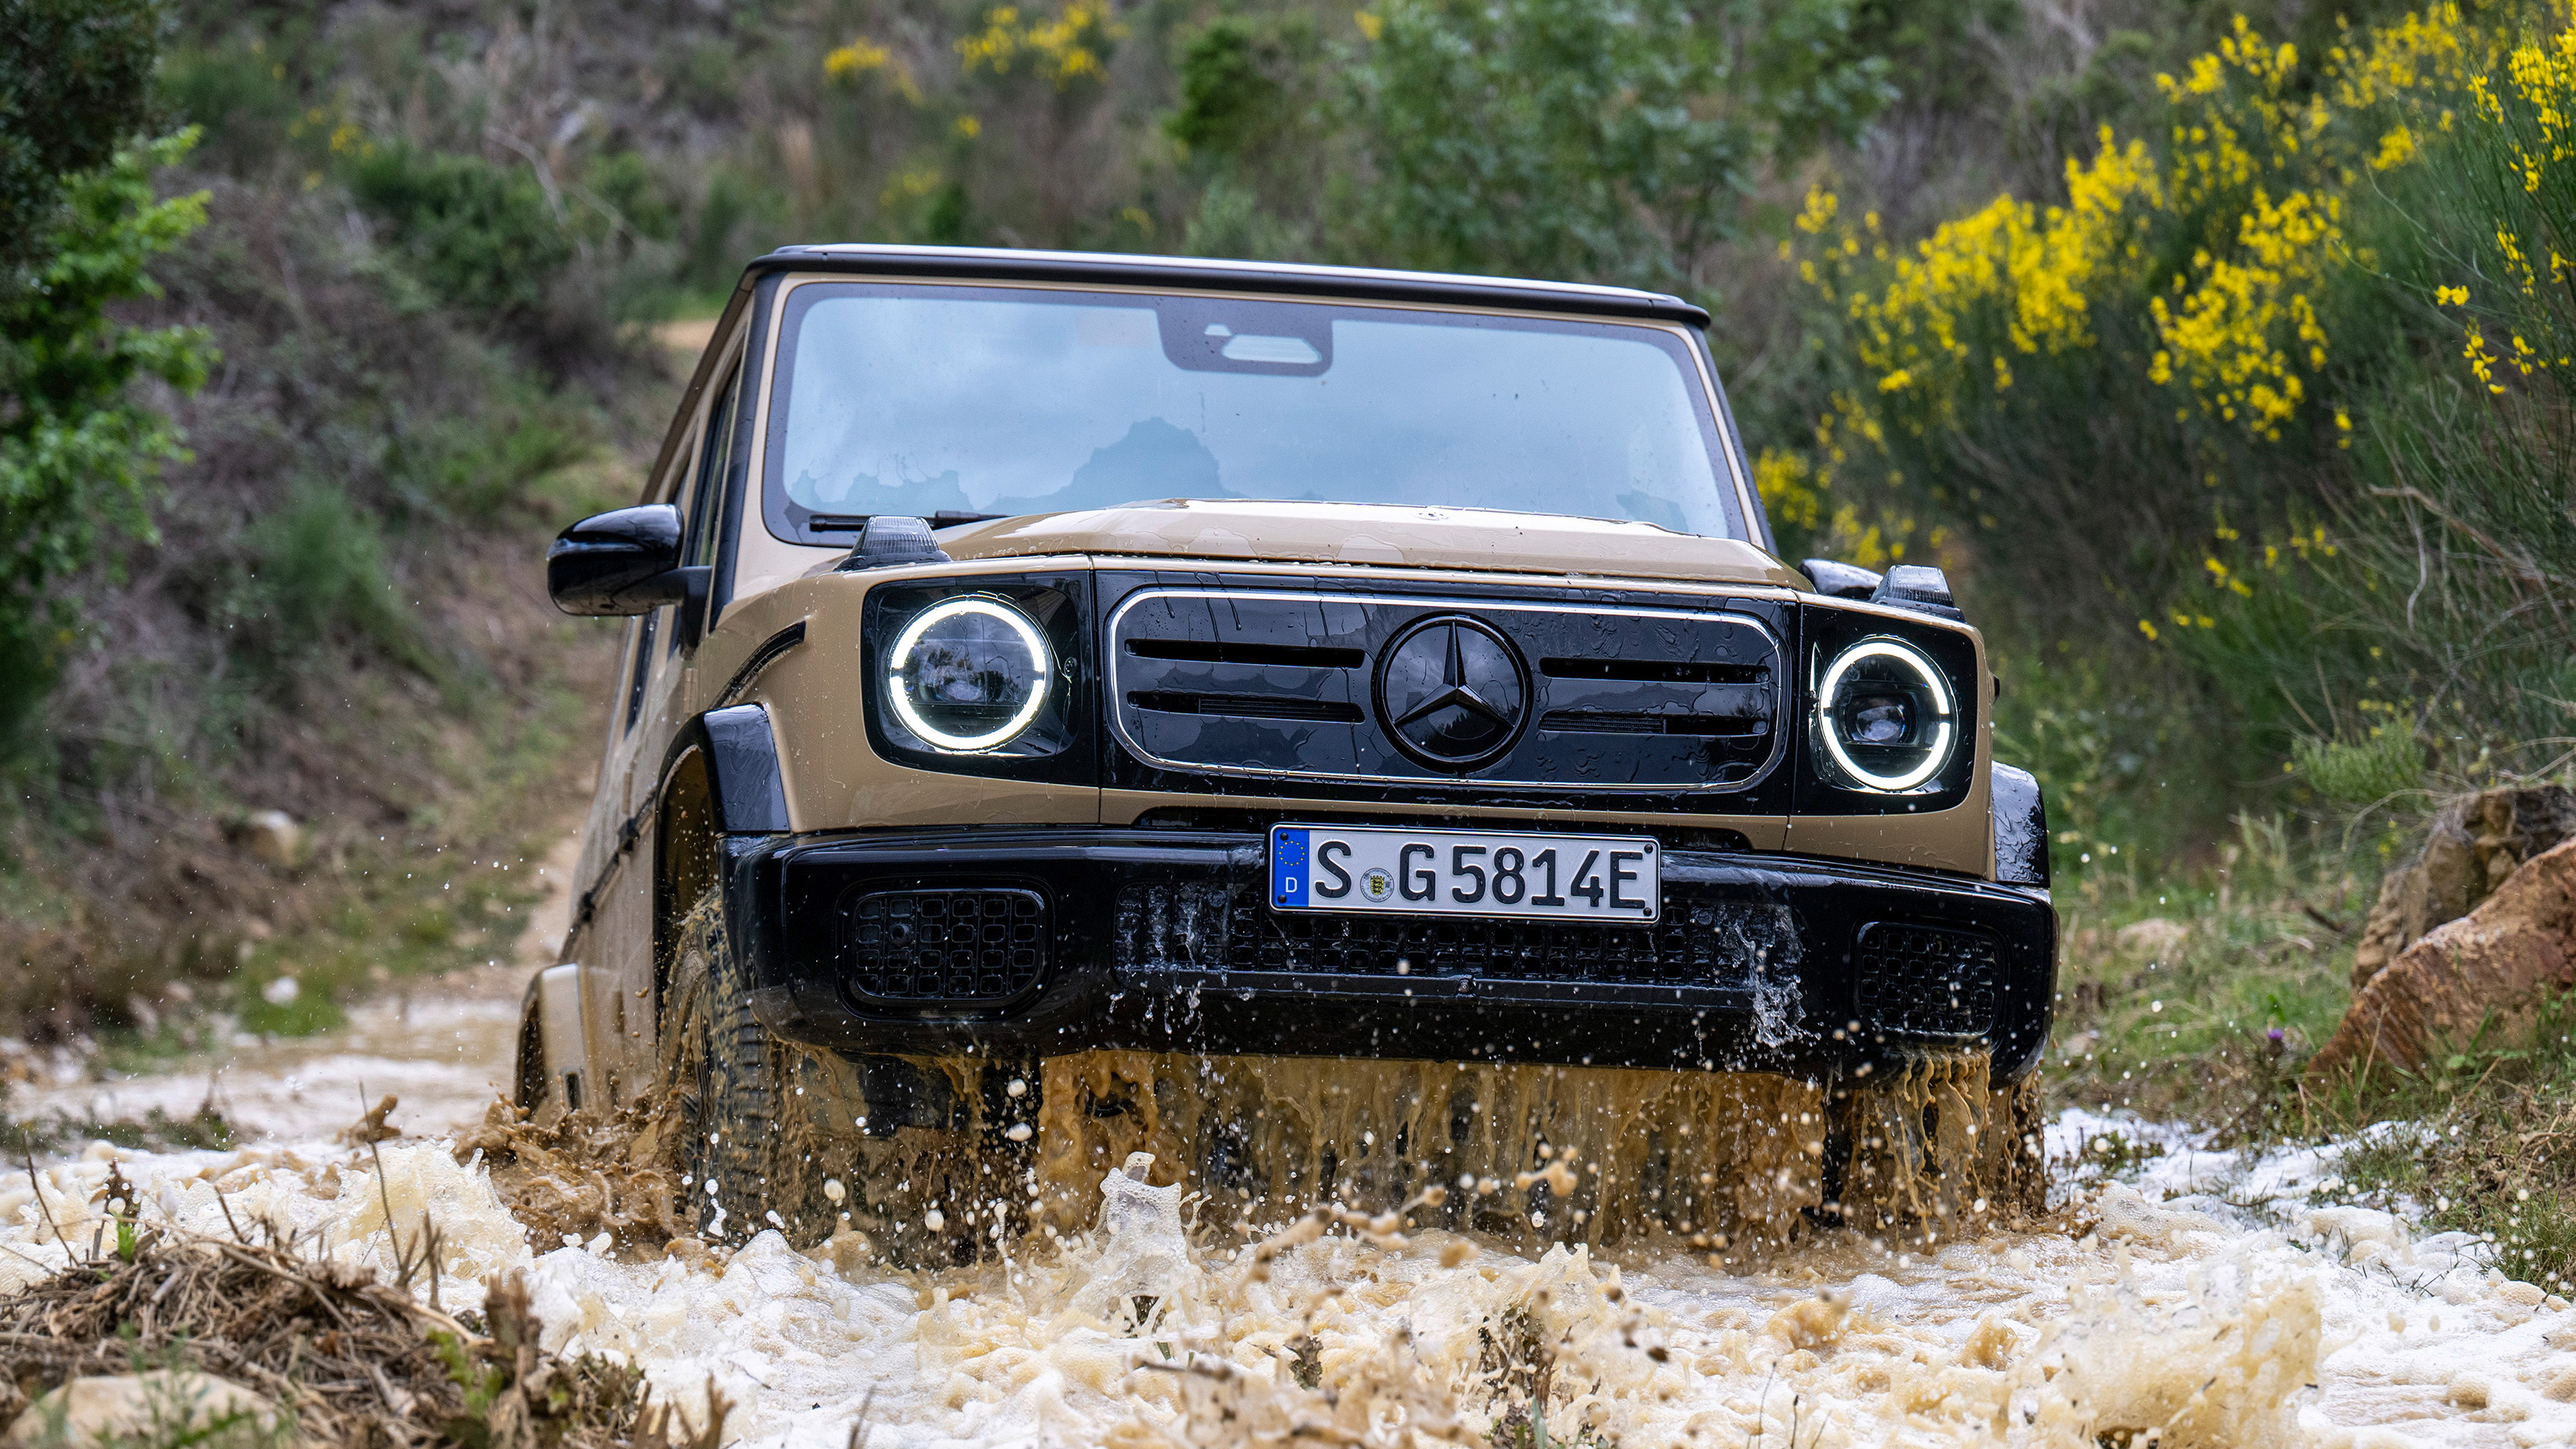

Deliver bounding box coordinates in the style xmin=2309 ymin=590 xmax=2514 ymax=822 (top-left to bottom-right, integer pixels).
xmin=6 ymin=960 xmax=2571 ymax=1447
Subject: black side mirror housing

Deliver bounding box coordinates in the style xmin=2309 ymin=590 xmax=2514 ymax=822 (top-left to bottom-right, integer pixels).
xmin=547 ymin=505 xmax=697 ymax=617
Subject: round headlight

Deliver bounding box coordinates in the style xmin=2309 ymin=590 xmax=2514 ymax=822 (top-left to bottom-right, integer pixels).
xmin=886 ymin=597 xmax=1054 ymax=752
xmin=1816 ymin=638 xmax=1956 ymax=791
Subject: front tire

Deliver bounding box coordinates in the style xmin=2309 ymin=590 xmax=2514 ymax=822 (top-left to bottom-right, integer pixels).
xmin=668 ymin=886 xmax=825 ymax=1243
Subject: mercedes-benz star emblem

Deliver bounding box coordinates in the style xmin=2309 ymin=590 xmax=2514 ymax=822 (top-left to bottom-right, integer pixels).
xmin=1375 ymin=616 xmax=1528 ymax=770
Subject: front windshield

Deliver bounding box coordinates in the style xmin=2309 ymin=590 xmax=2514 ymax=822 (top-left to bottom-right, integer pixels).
xmin=759 ymin=281 xmax=1745 ymax=545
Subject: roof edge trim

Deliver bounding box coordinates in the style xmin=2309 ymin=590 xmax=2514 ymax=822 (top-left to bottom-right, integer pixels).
xmin=743 ymin=246 xmax=1711 ymax=329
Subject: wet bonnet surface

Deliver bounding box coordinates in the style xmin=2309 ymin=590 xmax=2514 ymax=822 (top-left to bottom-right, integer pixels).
xmin=5 ymin=988 xmax=2570 ymax=1448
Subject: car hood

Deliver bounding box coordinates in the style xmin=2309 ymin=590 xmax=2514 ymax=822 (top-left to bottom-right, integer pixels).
xmin=932 ymin=500 xmax=1804 ymax=588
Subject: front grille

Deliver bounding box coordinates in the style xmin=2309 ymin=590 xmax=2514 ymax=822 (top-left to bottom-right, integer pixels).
xmin=1115 ymin=882 xmax=1790 ymax=989
xmin=1854 ymin=922 xmax=1997 ymax=1036
xmin=1107 ymin=587 xmax=1781 ymax=791
xmin=842 ymin=889 xmax=1047 ymax=1004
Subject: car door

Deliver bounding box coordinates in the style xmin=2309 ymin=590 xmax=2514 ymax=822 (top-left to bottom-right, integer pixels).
xmin=565 ymin=325 xmax=751 ymax=1100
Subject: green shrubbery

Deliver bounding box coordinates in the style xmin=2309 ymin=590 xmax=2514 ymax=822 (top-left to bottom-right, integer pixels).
xmin=1765 ymin=3 xmax=2576 ymax=873
xmin=0 ymin=134 xmax=213 ymax=754
xmin=345 ymin=145 xmax=576 ymax=320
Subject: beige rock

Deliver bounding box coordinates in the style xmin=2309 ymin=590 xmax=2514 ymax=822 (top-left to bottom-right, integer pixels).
xmin=2352 ymin=786 xmax=2576 ymax=991
xmin=2115 ymin=917 xmax=2190 ymax=957
xmin=241 ymin=809 xmax=303 ymax=869
xmin=6 ymin=1373 xmax=275 ymax=1447
xmin=2310 ymin=837 xmax=2576 ymax=1079
xmin=2545 ymin=1365 xmax=2576 ymax=1403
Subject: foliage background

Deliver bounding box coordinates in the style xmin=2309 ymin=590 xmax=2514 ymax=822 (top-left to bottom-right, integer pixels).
xmin=4 ymin=0 xmax=2571 ymax=1052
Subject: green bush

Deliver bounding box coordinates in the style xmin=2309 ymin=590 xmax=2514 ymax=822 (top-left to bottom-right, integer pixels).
xmin=345 ymin=143 xmax=575 ymax=320
xmin=1343 ymin=0 xmax=1892 ymax=291
xmin=158 ymin=35 xmax=303 ymax=175
xmin=0 ymin=0 xmax=159 ymax=282
xmin=0 ymin=131 xmax=213 ymax=749
xmin=2291 ymin=726 xmax=2428 ymax=807
xmin=242 ymin=485 xmax=420 ymax=667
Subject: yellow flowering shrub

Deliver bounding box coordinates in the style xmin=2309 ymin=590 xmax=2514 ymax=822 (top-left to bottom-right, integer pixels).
xmin=956 ymin=0 xmax=1125 ymax=86
xmin=1787 ymin=1 xmax=2575 ymax=503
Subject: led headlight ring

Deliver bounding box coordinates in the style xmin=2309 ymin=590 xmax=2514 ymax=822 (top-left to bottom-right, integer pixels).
xmin=1817 ymin=638 xmax=1956 ymax=792
xmin=886 ymin=596 xmax=1054 ymax=752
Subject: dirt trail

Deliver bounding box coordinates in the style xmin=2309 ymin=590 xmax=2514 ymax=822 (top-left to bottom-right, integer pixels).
xmin=7 ymin=839 xmax=2575 ymax=1446
xmin=7 ymin=828 xmax=579 ymax=1143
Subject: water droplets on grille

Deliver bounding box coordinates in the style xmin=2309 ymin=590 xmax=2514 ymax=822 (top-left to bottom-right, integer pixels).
xmin=1114 ymin=881 xmax=1777 ymax=989
xmin=843 ymin=889 xmax=1047 ymax=1004
xmin=1854 ymin=922 xmax=1997 ymax=1037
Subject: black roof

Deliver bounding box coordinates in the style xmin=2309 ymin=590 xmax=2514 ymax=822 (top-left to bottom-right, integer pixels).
xmin=748 ymin=244 xmax=1711 ymax=329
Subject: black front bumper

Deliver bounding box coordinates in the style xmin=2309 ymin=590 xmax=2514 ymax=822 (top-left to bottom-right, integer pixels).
xmin=726 ymin=827 xmax=2054 ymax=1081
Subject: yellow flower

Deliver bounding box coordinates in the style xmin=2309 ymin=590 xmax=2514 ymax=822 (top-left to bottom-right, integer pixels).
xmin=2435 ymin=284 xmax=2468 ymax=305
xmin=826 ymin=39 xmax=892 ymax=77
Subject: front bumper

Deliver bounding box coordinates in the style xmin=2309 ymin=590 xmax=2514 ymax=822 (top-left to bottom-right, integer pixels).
xmin=726 ymin=827 xmax=2054 ymax=1081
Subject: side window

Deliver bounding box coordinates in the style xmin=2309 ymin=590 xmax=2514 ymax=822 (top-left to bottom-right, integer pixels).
xmin=688 ymin=360 xmax=744 ymax=570
xmin=665 ymin=359 xmax=741 ymax=657
xmin=621 ymin=611 xmax=658 ymax=733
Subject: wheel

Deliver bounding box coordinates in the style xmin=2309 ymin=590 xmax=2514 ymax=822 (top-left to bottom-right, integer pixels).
xmin=667 ymin=886 xmax=827 ymax=1244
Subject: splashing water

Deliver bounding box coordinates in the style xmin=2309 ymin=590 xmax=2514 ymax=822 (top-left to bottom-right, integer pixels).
xmin=7 ymin=1005 xmax=2575 ymax=1447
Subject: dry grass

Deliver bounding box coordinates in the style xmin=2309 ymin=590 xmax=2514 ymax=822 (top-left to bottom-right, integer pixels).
xmin=0 ymin=1156 xmax=724 ymax=1449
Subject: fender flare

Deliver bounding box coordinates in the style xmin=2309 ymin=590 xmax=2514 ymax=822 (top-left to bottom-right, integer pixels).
xmin=1991 ymin=762 xmax=2050 ymax=890
xmin=659 ymin=703 xmax=792 ymax=835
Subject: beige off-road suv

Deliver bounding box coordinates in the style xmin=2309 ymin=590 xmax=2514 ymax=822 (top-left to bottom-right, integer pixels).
xmin=523 ymin=246 xmax=2055 ymax=1259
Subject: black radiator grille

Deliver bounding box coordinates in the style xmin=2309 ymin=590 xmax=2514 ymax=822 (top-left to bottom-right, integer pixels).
xmin=1114 ymin=882 xmax=1788 ymax=989
xmin=1107 ymin=588 xmax=1782 ymax=790
xmin=1854 ymin=923 xmax=1997 ymax=1036
xmin=842 ymin=889 xmax=1047 ymax=1005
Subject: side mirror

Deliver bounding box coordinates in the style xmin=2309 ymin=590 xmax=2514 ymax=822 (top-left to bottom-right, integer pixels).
xmin=547 ymin=505 xmax=696 ymax=617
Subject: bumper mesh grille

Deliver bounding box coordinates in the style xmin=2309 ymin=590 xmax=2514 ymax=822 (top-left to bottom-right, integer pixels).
xmin=1855 ymin=922 xmax=1997 ymax=1036
xmin=1114 ymin=882 xmax=1781 ymax=989
xmin=843 ymin=889 xmax=1046 ymax=1004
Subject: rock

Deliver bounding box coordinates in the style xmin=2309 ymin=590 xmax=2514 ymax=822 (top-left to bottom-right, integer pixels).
xmin=6 ymin=1373 xmax=275 ymax=1447
xmin=240 ymin=808 xmax=303 ymax=869
xmin=2115 ymin=917 xmax=2190 ymax=957
xmin=2351 ymin=786 xmax=2576 ymax=990
xmin=2310 ymin=837 xmax=2576 ymax=1080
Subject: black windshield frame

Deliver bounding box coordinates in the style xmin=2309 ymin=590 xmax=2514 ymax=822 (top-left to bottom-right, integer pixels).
xmin=758 ymin=279 xmax=1749 ymax=548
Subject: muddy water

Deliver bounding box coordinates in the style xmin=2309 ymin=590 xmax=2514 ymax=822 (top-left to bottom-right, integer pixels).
xmin=7 ymin=980 xmax=2572 ymax=1449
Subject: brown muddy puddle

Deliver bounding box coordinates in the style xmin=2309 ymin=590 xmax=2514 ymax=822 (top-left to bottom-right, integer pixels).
xmin=4 ymin=1006 xmax=2570 ymax=1447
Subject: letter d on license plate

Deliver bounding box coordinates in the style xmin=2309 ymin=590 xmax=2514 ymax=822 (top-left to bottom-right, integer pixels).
xmin=1269 ymin=824 xmax=1658 ymax=923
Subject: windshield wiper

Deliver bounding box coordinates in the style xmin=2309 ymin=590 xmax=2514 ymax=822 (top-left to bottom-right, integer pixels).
xmin=807 ymin=510 xmax=1008 ymax=534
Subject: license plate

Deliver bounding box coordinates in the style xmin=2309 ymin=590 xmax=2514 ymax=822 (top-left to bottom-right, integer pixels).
xmin=1269 ymin=824 xmax=1659 ymax=923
